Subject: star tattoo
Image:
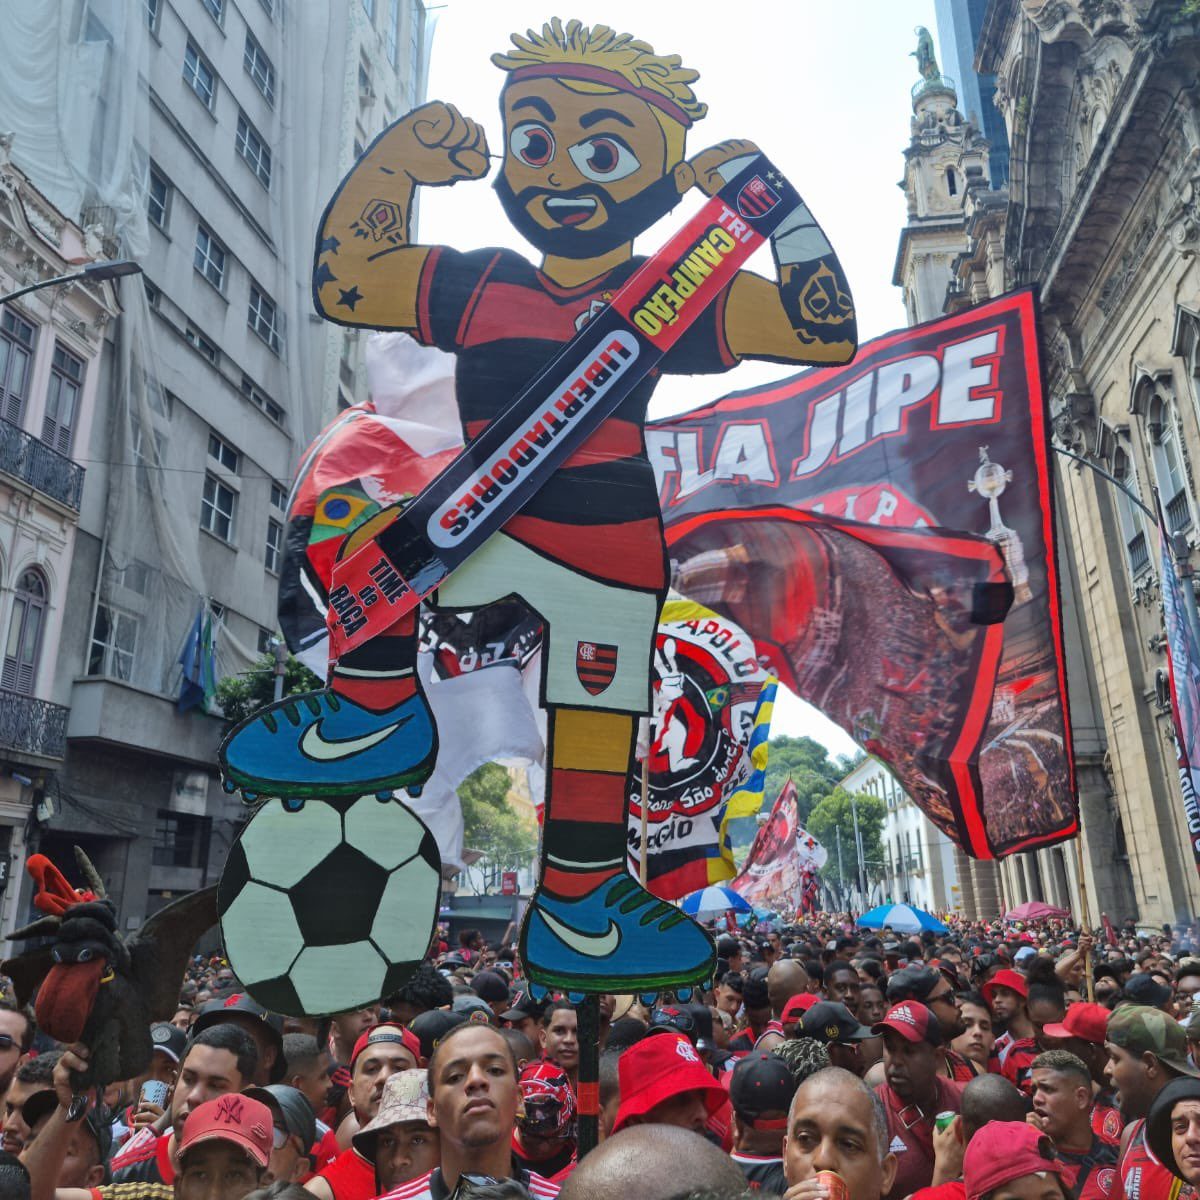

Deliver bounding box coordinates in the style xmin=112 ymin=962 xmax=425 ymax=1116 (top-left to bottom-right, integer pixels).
xmin=337 ymin=285 xmax=363 ymax=311
xmin=319 ymin=235 xmax=340 ymax=255
xmin=314 ymin=262 xmax=338 ymax=288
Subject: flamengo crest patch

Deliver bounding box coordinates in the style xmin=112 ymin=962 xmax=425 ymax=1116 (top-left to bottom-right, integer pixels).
xmin=576 ymin=642 xmax=618 ymax=696
xmin=736 ymin=176 xmax=781 ymax=219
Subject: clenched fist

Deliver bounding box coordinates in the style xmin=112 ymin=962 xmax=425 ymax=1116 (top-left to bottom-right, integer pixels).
xmin=383 ymin=101 xmax=490 ymax=186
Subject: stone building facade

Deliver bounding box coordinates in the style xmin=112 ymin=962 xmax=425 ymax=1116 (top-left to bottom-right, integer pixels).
xmin=898 ymin=0 xmax=1200 ymax=924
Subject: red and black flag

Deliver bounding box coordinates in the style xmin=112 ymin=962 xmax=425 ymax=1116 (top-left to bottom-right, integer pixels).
xmin=649 ymin=291 xmax=1076 ymax=859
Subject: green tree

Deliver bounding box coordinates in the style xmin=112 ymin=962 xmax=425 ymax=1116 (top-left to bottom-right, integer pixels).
xmin=458 ymin=762 xmax=537 ymax=891
xmin=806 ymin=787 xmax=885 ymax=899
xmin=215 ymin=652 xmax=323 ymax=726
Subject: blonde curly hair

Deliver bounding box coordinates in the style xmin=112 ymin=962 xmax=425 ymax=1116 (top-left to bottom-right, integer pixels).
xmin=493 ymin=18 xmax=705 ymax=164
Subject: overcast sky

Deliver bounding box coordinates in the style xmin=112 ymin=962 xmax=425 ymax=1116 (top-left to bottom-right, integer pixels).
xmin=422 ymin=1 xmax=937 ymax=757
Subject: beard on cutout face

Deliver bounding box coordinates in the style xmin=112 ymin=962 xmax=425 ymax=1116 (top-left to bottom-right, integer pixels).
xmin=494 ymin=171 xmax=684 ymax=259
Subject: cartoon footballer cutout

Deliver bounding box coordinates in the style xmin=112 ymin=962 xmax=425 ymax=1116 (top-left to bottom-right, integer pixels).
xmin=219 ymin=18 xmax=856 ymax=1006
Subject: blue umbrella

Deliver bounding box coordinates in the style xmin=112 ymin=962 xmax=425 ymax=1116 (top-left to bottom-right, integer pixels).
xmin=856 ymin=903 xmax=948 ymax=935
xmin=681 ymin=885 xmax=754 ymax=918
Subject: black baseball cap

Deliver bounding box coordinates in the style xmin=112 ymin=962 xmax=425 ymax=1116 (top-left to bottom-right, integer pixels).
xmin=408 ymin=1009 xmax=467 ymax=1061
xmin=499 ymin=990 xmax=546 ymax=1023
xmin=245 ymin=1085 xmax=317 ymax=1150
xmin=193 ymin=993 xmax=286 ymax=1082
xmin=729 ymin=1052 xmax=797 ymax=1126
xmin=716 ymin=936 xmax=741 ymax=958
xmin=795 ymin=1002 xmax=876 ymax=1045
xmin=1126 ymin=973 xmax=1175 ymax=1010
xmin=23 ymin=1091 xmax=112 ymax=1164
xmin=470 ymin=971 xmax=511 ymax=1005
xmin=718 ymin=972 xmax=744 ymax=994
xmin=149 ymin=1022 xmax=187 ymax=1063
xmin=885 ymin=965 xmax=940 ymax=1004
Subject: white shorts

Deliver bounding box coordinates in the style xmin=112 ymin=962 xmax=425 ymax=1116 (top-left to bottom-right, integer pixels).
xmin=435 ymin=532 xmax=659 ymax=714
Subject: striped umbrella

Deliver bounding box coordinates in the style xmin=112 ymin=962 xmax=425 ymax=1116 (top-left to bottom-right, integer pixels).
xmin=856 ymin=903 xmax=948 ymax=935
xmin=680 ymin=885 xmax=754 ymax=918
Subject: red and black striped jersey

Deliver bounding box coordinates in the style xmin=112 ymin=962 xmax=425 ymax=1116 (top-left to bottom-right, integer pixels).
xmin=412 ymin=246 xmax=737 ymax=590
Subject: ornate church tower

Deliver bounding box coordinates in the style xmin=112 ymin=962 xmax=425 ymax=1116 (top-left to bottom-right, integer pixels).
xmin=893 ymin=27 xmax=992 ymax=325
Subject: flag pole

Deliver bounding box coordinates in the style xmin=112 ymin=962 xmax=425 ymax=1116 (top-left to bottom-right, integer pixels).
xmin=576 ymin=994 xmax=600 ymax=1158
xmin=639 ymin=753 xmax=649 ymax=887
xmin=1072 ymin=833 xmax=1095 ymax=1002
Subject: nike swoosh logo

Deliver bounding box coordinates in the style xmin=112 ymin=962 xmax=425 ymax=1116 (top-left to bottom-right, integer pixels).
xmin=538 ymin=908 xmax=621 ymax=957
xmin=300 ymin=716 xmax=408 ymax=761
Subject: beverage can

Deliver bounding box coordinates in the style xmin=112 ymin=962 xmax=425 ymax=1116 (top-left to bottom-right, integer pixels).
xmin=139 ymin=1079 xmax=170 ymax=1109
xmin=935 ymin=1110 xmax=957 ymax=1132
xmin=817 ymin=1170 xmax=850 ymax=1200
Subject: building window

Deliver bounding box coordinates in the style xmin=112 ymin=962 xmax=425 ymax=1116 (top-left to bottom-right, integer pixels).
xmin=201 ymin=0 xmax=224 ymax=24
xmin=153 ymin=810 xmax=211 ymax=869
xmin=1111 ymin=445 xmax=1151 ymax=577
xmin=1150 ymin=405 xmax=1194 ymax=534
xmin=183 ymin=42 xmax=217 ymax=110
xmin=147 ymin=163 xmax=171 ymax=229
xmin=2 ymin=568 xmax=47 ymax=695
xmin=43 ymin=344 xmax=84 ymax=455
xmin=88 ymin=604 xmax=138 ymax=680
xmin=358 ymin=62 xmax=373 ymax=106
xmin=0 ymin=310 xmax=37 ymax=425
xmin=193 ymin=225 xmax=226 ymax=290
xmin=386 ymin=0 xmax=401 ymax=67
xmin=270 ymin=482 xmax=287 ymax=511
xmin=239 ymin=373 xmax=284 ymax=425
xmin=265 ymin=517 xmax=283 ymax=573
xmin=243 ymin=33 xmax=275 ymax=105
xmin=201 ymin=473 xmax=237 ymax=541
xmin=145 ymin=0 xmax=160 ymax=31
xmin=248 ymin=285 xmax=281 ymax=352
xmin=946 ymin=167 xmax=958 ymax=197
xmin=208 ymin=432 xmax=240 ymax=474
xmin=235 ymin=113 xmax=272 ymax=188
xmin=185 ymin=324 xmax=217 ymax=364
xmin=143 ymin=278 xmax=160 ymax=309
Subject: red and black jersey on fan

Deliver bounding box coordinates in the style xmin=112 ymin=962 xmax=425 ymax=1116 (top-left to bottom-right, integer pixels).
xmin=1116 ymin=1118 xmax=1197 ymax=1200
xmin=412 ymin=246 xmax=737 ymax=590
xmin=945 ymin=1048 xmax=980 ymax=1082
xmin=1001 ymin=1037 xmax=1039 ymax=1096
xmin=1093 ymin=1093 xmax=1124 ymax=1147
xmin=1055 ymin=1135 xmax=1119 ymax=1200
xmin=731 ymin=1152 xmax=789 ymax=1193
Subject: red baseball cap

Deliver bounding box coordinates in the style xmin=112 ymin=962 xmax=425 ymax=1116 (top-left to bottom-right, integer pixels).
xmin=1042 ymin=1002 xmax=1109 ymax=1045
xmin=612 ymin=1034 xmax=726 ymax=1133
xmin=179 ymin=1094 xmax=273 ymax=1167
xmin=872 ymin=1001 xmax=942 ymax=1046
xmin=964 ymin=1121 xmax=1065 ymax=1200
xmin=352 ymin=1023 xmax=421 ymax=1068
xmin=982 ymin=969 xmax=1029 ymax=1005
xmin=781 ymin=993 xmax=820 ymax=1023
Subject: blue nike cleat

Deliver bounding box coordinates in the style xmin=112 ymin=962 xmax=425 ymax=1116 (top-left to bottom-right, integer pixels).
xmin=521 ymin=875 xmax=715 ymax=994
xmin=219 ymin=689 xmax=438 ymax=801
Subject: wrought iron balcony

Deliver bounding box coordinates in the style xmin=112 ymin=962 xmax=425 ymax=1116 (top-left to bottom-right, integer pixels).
xmin=1128 ymin=530 xmax=1150 ymax=576
xmin=1166 ymin=488 xmax=1193 ymax=535
xmin=0 ymin=690 xmax=69 ymax=760
xmin=0 ymin=419 xmax=85 ymax=511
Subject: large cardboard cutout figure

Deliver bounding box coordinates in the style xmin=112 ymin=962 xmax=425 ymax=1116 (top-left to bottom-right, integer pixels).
xmin=219 ymin=18 xmax=855 ymax=1007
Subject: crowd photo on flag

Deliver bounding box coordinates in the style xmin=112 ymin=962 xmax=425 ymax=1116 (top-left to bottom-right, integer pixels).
xmin=7 ymin=4 xmax=1200 ymax=1200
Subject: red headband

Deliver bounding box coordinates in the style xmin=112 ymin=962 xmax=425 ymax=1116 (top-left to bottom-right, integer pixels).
xmin=506 ymin=63 xmax=696 ymax=128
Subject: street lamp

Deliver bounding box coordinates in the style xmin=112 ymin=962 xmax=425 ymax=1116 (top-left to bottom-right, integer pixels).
xmin=0 ymin=258 xmax=142 ymax=306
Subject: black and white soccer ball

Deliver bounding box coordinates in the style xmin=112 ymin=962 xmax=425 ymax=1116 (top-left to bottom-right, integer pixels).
xmin=218 ymin=794 xmax=441 ymax=1016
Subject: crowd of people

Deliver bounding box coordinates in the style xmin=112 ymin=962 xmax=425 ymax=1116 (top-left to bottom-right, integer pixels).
xmin=4 ymin=913 xmax=1200 ymax=1200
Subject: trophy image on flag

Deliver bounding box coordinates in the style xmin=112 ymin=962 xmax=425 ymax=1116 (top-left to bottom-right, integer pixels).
xmin=969 ymin=446 xmax=1033 ymax=605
